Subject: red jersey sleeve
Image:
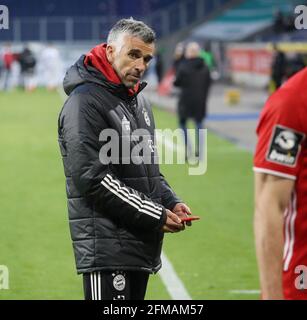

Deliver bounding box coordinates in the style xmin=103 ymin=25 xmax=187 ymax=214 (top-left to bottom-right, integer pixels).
xmin=254 ymin=88 xmax=306 ymax=180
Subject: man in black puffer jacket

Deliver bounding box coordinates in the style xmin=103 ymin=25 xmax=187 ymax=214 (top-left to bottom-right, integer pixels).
xmin=174 ymin=42 xmax=211 ymax=161
xmin=58 ymin=18 xmax=192 ymax=300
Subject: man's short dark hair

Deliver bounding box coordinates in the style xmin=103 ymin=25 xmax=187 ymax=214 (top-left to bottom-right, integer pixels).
xmin=107 ymin=18 xmax=156 ymax=44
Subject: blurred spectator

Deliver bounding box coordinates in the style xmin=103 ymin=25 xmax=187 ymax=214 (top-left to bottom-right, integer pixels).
xmin=273 ymin=9 xmax=285 ymax=34
xmin=18 ymin=46 xmax=37 ymax=92
xmin=0 ymin=51 xmax=3 ymax=79
xmin=200 ymin=42 xmax=215 ymax=72
xmin=283 ymin=13 xmax=295 ymax=33
xmin=155 ymin=51 xmax=164 ymax=84
xmin=173 ymin=42 xmax=185 ymax=73
xmin=174 ymin=42 xmax=211 ymax=161
xmin=273 ymin=9 xmax=296 ymax=35
xmin=285 ymin=53 xmax=306 ymax=80
xmin=157 ymin=45 xmax=181 ymax=96
xmin=1 ymin=43 xmax=16 ymax=91
xmin=270 ymin=44 xmax=286 ymax=91
xmin=40 ymin=43 xmax=62 ymax=91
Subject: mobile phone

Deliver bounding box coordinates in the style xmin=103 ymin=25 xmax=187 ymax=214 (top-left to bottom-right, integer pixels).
xmin=180 ymin=216 xmax=200 ymax=222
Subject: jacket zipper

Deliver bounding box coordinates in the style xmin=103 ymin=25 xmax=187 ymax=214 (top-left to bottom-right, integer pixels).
xmin=130 ymin=97 xmax=158 ymax=271
xmin=128 ymin=97 xmax=151 ymax=188
xmin=127 ymin=96 xmax=158 ymax=272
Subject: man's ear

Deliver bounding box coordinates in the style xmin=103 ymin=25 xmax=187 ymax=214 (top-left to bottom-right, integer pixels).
xmin=106 ymin=44 xmax=115 ymax=64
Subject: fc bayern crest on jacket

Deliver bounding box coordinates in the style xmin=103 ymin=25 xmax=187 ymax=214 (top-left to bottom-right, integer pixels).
xmin=142 ymin=108 xmax=151 ymax=126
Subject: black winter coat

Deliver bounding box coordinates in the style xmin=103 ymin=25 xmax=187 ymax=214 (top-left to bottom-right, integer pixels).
xmin=174 ymin=57 xmax=211 ymax=122
xmin=58 ymin=56 xmax=181 ymax=274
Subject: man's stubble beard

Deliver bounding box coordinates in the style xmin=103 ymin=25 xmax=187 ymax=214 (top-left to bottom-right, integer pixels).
xmin=113 ymin=64 xmax=135 ymax=88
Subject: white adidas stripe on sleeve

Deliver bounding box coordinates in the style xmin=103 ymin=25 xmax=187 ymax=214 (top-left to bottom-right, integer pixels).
xmin=105 ymin=174 xmax=162 ymax=213
xmin=104 ymin=175 xmax=162 ymax=216
xmin=101 ymin=177 xmax=161 ymax=220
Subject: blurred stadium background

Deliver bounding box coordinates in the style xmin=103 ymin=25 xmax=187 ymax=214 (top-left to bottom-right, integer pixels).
xmin=0 ymin=0 xmax=306 ymax=299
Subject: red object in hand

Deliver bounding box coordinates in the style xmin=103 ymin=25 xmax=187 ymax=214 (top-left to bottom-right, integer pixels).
xmin=180 ymin=216 xmax=200 ymax=222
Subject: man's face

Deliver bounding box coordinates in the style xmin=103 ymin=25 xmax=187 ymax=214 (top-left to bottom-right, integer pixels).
xmin=107 ymin=34 xmax=155 ymax=88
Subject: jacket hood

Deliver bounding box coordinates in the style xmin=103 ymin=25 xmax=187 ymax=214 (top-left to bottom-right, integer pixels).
xmin=63 ymin=44 xmax=146 ymax=99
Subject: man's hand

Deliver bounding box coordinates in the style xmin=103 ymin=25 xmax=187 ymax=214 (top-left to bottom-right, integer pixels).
xmin=172 ymin=203 xmax=192 ymax=226
xmin=162 ymin=209 xmax=185 ymax=233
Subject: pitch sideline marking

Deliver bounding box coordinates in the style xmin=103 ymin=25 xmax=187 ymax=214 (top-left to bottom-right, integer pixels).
xmin=229 ymin=290 xmax=260 ymax=294
xmin=159 ymin=251 xmax=192 ymax=300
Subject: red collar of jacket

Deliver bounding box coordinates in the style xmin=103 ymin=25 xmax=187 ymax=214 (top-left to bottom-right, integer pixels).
xmin=84 ymin=43 xmax=139 ymax=96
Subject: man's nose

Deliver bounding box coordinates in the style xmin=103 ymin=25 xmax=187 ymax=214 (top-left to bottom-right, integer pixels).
xmin=134 ymin=58 xmax=146 ymax=72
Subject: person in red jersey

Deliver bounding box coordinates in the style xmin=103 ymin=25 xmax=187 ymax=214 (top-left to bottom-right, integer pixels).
xmin=254 ymin=67 xmax=307 ymax=299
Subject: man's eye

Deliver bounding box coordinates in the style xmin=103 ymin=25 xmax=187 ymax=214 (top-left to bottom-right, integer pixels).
xmin=144 ymin=57 xmax=152 ymax=64
xmin=128 ymin=52 xmax=139 ymax=59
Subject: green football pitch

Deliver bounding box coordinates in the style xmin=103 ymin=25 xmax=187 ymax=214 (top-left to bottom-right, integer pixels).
xmin=0 ymin=89 xmax=259 ymax=300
